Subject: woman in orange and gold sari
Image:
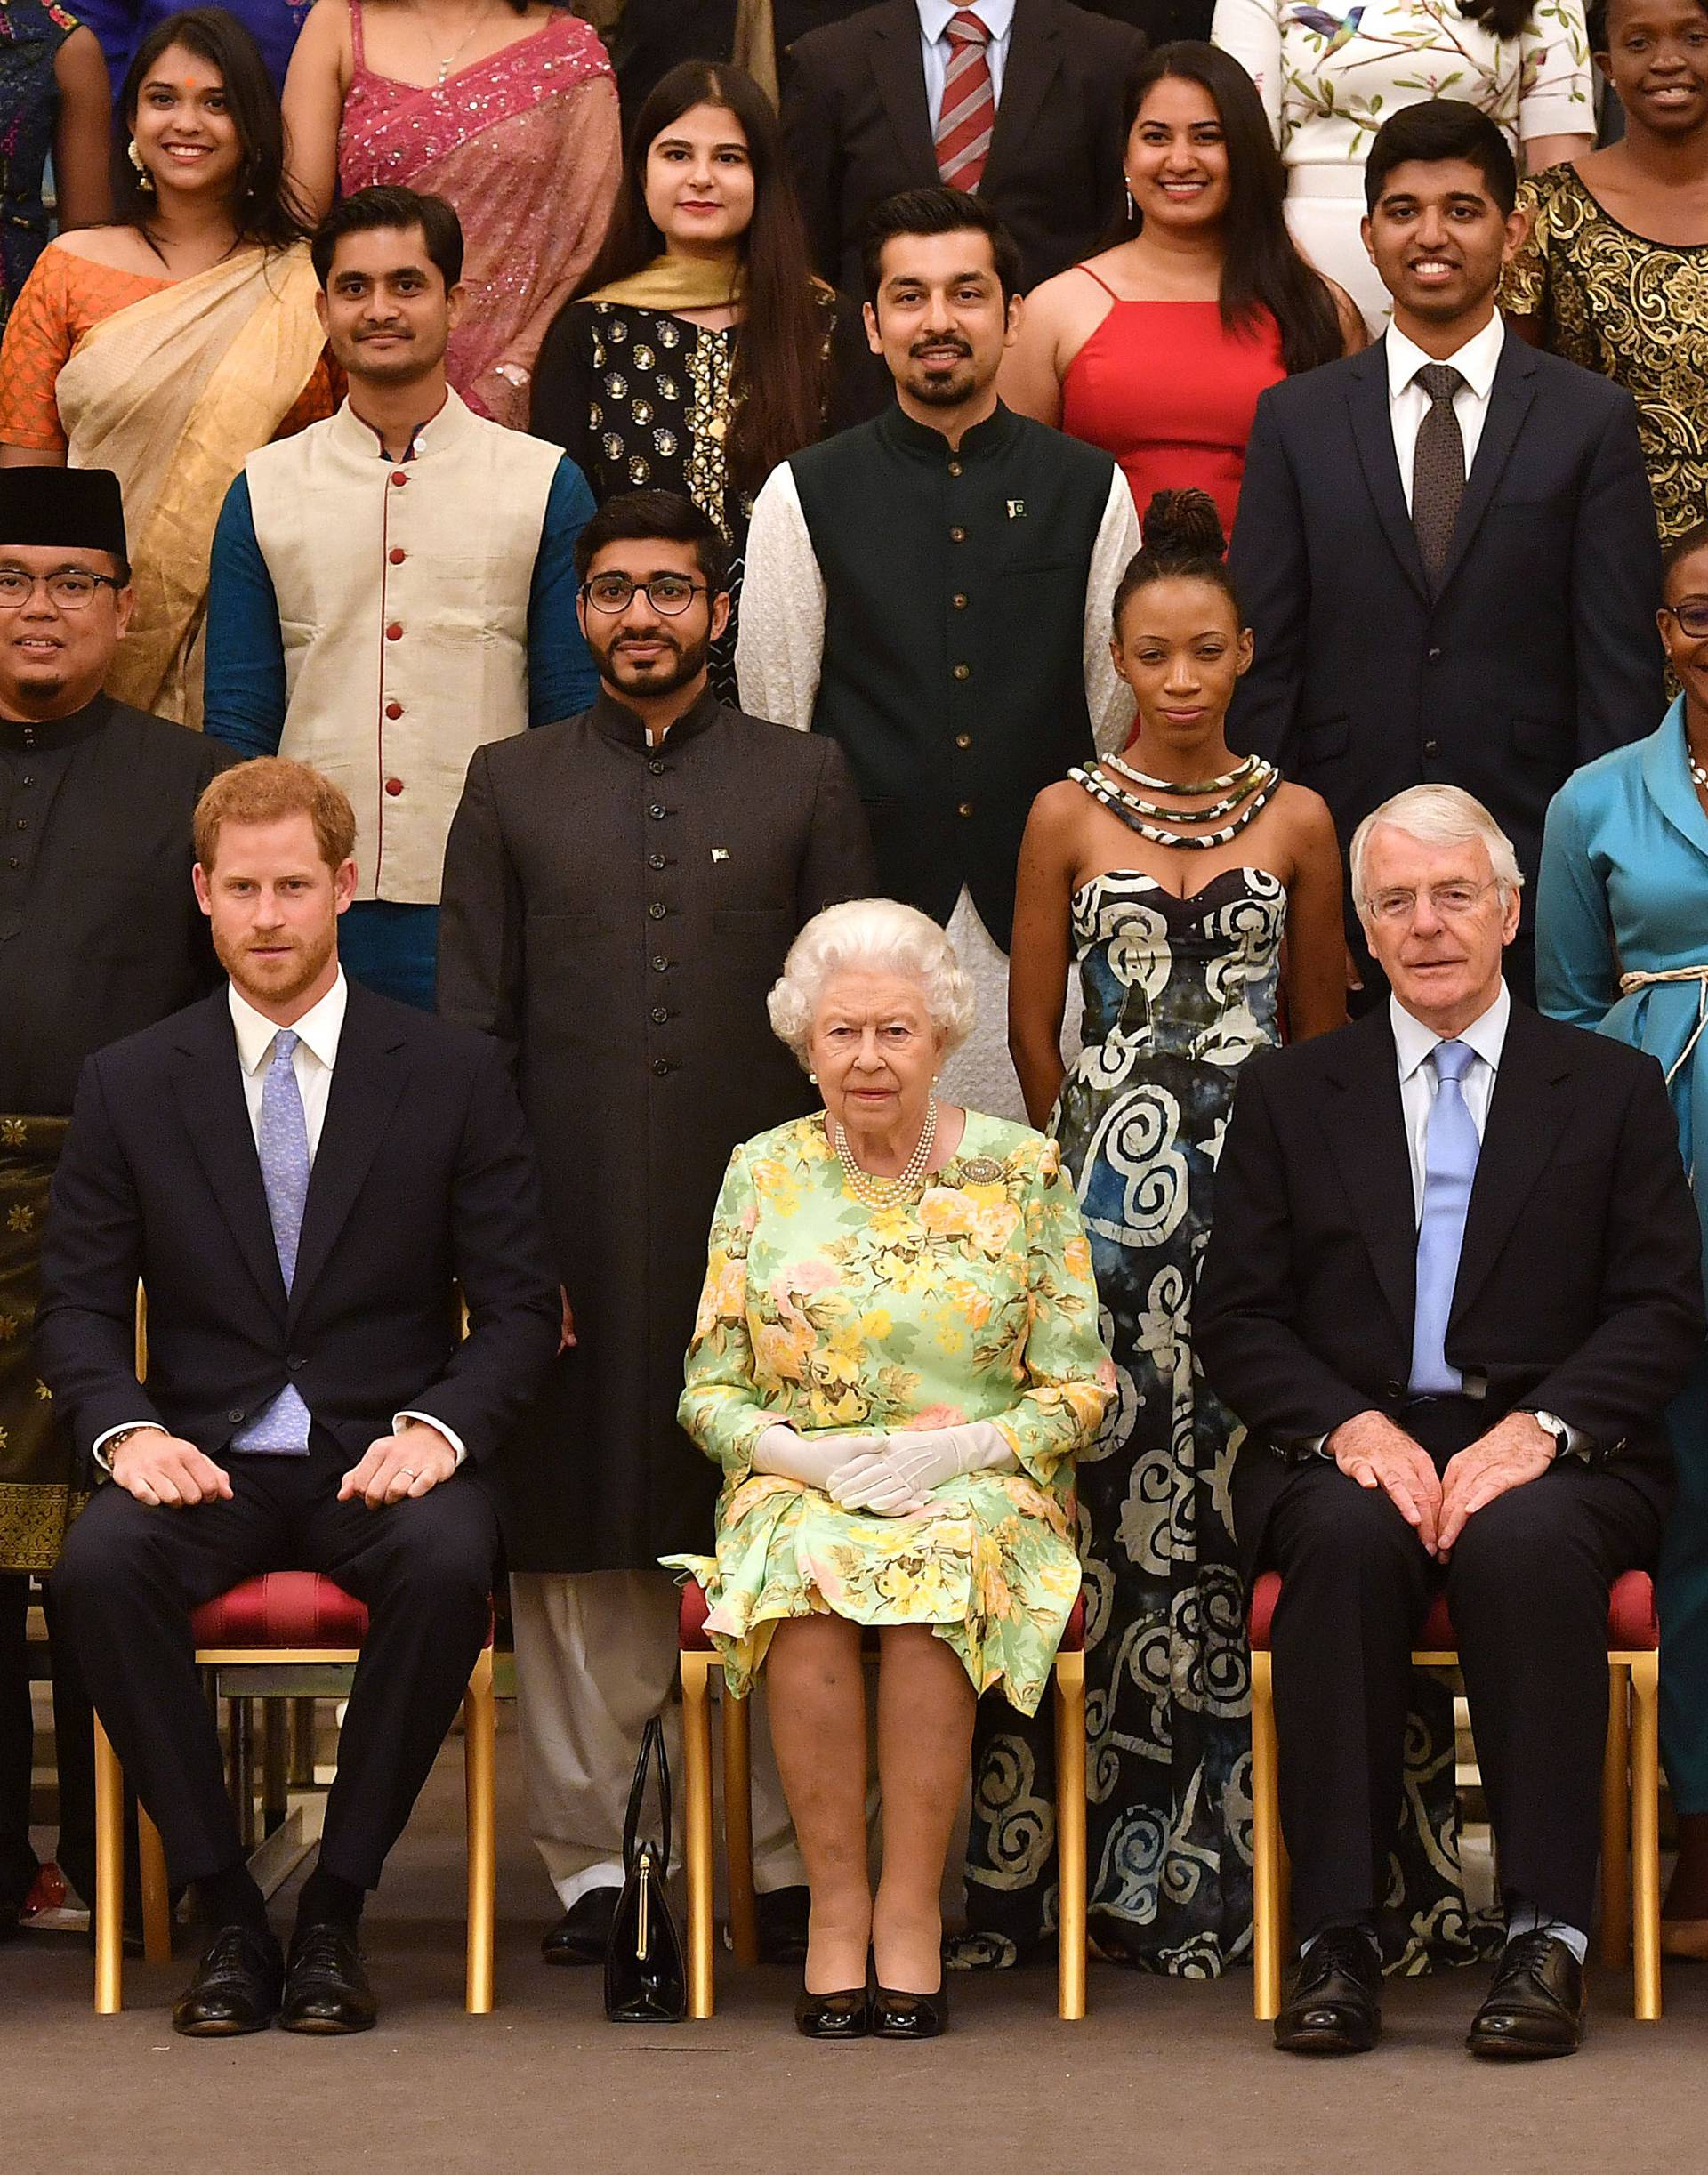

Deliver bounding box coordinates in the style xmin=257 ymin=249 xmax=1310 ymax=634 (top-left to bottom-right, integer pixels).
xmin=0 ymin=7 xmax=334 ymax=727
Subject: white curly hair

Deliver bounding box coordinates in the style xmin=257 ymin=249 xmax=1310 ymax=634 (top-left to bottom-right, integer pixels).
xmin=768 ymin=898 xmax=976 ymax=1068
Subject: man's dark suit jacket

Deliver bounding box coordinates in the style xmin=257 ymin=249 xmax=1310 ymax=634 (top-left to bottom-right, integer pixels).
xmin=35 ymin=979 xmax=560 ymax=1481
xmin=1226 ymin=334 xmax=1664 ymax=967
xmin=1196 ymin=1000 xmax=1705 ymax=1577
xmin=781 ymin=0 xmax=1145 ymax=298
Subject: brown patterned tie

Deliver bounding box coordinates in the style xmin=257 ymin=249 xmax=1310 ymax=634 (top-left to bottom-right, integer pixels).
xmin=935 ymin=11 xmax=995 ymax=191
xmin=1411 ymin=362 xmax=1466 ymax=585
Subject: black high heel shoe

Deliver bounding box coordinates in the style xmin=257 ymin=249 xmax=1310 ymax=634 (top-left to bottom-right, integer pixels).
xmin=871 ymin=1980 xmax=948 ymax=2040
xmin=794 ymin=1985 xmax=871 ymax=2040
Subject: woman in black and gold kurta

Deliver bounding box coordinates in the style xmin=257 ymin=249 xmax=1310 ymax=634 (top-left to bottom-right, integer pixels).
xmin=530 ymin=58 xmax=877 ymax=702
xmin=1501 ymin=0 xmax=1708 ymax=544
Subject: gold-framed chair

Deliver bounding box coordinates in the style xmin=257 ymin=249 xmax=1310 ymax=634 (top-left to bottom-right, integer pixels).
xmin=1245 ymin=1567 xmax=1664 ymax=2022
xmin=676 ymin=1582 xmax=1090 ymax=2020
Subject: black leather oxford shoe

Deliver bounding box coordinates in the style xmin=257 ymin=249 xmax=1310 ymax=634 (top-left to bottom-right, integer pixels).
xmin=278 ymin=1920 xmax=377 ymax=2035
xmin=871 ymin=1981 xmax=948 ymax=2040
xmin=1467 ymin=1932 xmax=1585 ymax=2059
xmin=541 ymin=1886 xmax=619 ymax=1967
xmin=795 ymin=1985 xmax=871 ymax=2040
xmin=1273 ymin=1926 xmax=1382 ymax=2055
xmin=171 ymin=1922 xmax=285 ymax=2036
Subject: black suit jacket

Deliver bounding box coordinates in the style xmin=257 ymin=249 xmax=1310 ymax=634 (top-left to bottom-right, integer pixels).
xmin=36 ymin=980 xmax=560 ymax=1480
xmin=1226 ymin=334 xmax=1663 ymax=960
xmin=1196 ymin=1002 xmax=1704 ymax=1572
xmin=781 ymin=0 xmax=1145 ymax=298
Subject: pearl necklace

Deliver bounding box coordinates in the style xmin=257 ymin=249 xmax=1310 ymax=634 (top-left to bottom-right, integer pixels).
xmin=834 ymin=1097 xmax=937 ymax=1210
xmin=1102 ymin=748 xmax=1264 ymax=797
xmin=1691 ymin=753 xmax=1708 ymax=794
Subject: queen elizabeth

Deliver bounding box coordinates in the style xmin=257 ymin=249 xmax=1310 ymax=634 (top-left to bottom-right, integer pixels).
xmin=666 ymin=900 xmax=1113 ymax=2042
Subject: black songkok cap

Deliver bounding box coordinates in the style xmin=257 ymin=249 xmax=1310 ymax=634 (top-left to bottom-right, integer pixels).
xmin=0 ymin=467 xmax=127 ymax=558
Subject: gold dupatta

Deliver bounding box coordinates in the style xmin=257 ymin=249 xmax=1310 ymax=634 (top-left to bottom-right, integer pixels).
xmin=54 ymin=244 xmax=326 ymax=729
xmin=582 ymin=254 xmax=745 ymax=313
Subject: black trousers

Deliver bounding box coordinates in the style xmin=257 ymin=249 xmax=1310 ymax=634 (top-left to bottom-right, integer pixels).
xmin=52 ymin=1439 xmax=498 ymax=1893
xmin=1262 ymin=1398 xmax=1665 ymax=1940
xmin=0 ymin=1574 xmax=100 ymax=1910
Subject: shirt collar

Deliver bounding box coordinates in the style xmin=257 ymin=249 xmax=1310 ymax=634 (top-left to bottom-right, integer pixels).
xmin=1385 ymin=313 xmax=1506 ymax=405
xmin=333 ymin=385 xmax=463 ymax=463
xmin=0 ymin=690 xmax=111 ymax=752
xmin=590 ymin=684 xmax=723 ymax=751
xmin=1390 ymin=980 xmax=1511 ymax=1084
xmin=880 ymin=396 xmax=1019 ymax=464
xmin=919 ymin=0 xmax=1016 ymax=39
xmin=229 ymin=967 xmax=349 ymax=1077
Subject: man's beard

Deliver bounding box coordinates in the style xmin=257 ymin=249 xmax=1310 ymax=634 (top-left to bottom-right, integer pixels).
xmin=599 ymin=631 xmax=711 ymax=698
xmin=217 ymin=922 xmax=337 ymax=1011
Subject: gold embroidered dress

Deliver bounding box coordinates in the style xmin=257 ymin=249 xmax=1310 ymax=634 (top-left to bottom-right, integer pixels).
xmin=1502 ymin=163 xmax=1708 ymax=544
xmin=665 ymin=1112 xmax=1114 ymax=1716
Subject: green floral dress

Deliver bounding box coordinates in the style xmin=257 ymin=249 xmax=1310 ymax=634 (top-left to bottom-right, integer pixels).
xmin=665 ymin=1112 xmax=1115 ymax=1716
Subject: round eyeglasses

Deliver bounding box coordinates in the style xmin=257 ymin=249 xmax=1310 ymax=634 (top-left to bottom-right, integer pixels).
xmin=0 ymin=568 xmax=125 ymax=611
xmin=581 ymin=574 xmax=707 ymax=616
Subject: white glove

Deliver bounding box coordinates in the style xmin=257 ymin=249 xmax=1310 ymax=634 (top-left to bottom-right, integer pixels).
xmin=828 ymin=1422 xmax=1018 ymax=1516
xmin=752 ymin=1425 xmax=885 ymax=1494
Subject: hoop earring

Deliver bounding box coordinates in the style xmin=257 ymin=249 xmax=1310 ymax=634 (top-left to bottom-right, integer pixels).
xmin=128 ymin=139 xmax=155 ymax=194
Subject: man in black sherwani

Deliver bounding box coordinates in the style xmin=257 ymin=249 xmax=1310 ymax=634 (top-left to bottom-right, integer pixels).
xmin=438 ymin=488 xmax=875 ymax=1968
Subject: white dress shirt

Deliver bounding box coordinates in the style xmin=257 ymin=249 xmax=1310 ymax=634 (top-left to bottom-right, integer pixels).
xmin=95 ymin=969 xmax=463 ymax=1470
xmin=1385 ymin=313 xmax=1506 ymax=515
xmin=918 ymin=0 xmax=1017 ymax=127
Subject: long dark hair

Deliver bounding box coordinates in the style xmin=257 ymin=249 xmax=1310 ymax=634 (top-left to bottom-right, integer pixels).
xmin=1111 ymin=44 xmax=1343 ymax=377
xmin=572 ymin=60 xmax=826 ymax=489
xmin=113 ymin=8 xmax=308 ymax=251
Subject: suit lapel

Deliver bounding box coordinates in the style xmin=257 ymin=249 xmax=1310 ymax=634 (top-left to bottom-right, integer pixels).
xmin=1447 ymin=1000 xmax=1572 ymax=1334
xmin=1317 ymin=1010 xmax=1416 ymax=1337
xmin=871 ymin=3 xmax=939 ymax=177
xmin=1348 ymin=345 xmax=1430 ymax=602
xmin=982 ymin=0 xmax=1059 ymax=189
xmin=286 ymin=985 xmax=408 ymax=1325
xmin=1433 ymin=335 xmax=1539 ymax=600
xmin=171 ymin=989 xmax=286 ymax=1317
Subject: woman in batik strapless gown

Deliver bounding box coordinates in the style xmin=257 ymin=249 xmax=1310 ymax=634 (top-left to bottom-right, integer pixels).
xmin=957 ymin=488 xmax=1352 ymax=1975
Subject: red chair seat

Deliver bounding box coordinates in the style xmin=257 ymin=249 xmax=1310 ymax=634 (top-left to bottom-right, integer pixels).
xmin=190 ymin=1572 xmax=369 ymax=1649
xmin=677 ymin=1581 xmax=1087 ymax=1655
xmin=1247 ymin=1567 xmax=1657 ymax=1653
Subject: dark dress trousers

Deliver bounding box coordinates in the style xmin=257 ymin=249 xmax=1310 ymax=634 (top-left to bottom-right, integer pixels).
xmin=781 ymin=0 xmax=1145 ymax=299
xmin=1226 ymin=334 xmax=1663 ymax=1005
xmin=1196 ymin=1001 xmax=1704 ymax=1938
xmin=436 ymin=690 xmax=875 ymax=1573
xmin=40 ymin=982 xmax=560 ymax=1890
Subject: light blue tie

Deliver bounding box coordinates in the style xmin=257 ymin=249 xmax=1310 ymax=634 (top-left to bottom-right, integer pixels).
xmin=1409 ymin=1038 xmax=1479 ymax=1396
xmin=232 ymin=1028 xmax=313 ymax=1455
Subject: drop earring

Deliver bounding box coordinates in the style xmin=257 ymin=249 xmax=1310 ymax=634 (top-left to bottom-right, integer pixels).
xmin=128 ymin=140 xmax=155 ymax=193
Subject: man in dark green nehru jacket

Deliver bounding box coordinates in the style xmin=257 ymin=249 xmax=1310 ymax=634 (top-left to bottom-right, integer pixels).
xmin=737 ymin=184 xmax=1138 ymax=1118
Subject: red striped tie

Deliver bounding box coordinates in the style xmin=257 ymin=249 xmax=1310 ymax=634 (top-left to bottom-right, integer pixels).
xmin=934 ymin=10 xmax=995 ymax=192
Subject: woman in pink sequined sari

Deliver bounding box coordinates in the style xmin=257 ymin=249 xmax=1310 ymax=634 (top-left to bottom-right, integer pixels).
xmin=284 ymin=0 xmax=619 ymax=425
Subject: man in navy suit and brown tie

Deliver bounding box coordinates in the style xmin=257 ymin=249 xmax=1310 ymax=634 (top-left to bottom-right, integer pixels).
xmin=1227 ymin=100 xmax=1664 ymax=1009
xmin=40 ymin=757 xmax=559 ymax=2038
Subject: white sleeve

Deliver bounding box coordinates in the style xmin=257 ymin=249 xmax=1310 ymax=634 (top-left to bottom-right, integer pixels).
xmin=1212 ymin=0 xmax=1285 ymax=141
xmin=91 ymin=1421 xmax=166 ymax=1478
xmin=393 ymin=1411 xmax=468 ymax=1470
xmin=735 ymin=463 xmax=826 ymax=736
xmin=1085 ymin=469 xmax=1140 ymax=758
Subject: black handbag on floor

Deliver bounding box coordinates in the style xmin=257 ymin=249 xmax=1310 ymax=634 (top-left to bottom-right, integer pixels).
xmin=604 ymin=1715 xmax=687 ymax=2024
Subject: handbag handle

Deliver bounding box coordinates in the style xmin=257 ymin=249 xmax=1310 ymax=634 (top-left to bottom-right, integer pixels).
xmin=623 ymin=1713 xmax=673 ymax=1878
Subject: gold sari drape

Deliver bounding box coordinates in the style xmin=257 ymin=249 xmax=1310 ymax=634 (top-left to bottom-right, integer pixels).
xmin=54 ymin=244 xmax=326 ymax=729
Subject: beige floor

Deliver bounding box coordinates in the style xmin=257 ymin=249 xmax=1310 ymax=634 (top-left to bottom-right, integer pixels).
xmin=6 ymin=1728 xmax=1708 ymax=2175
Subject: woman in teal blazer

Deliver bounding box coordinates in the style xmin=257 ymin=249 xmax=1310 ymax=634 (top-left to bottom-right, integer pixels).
xmin=1538 ymin=519 xmax=1708 ymax=1955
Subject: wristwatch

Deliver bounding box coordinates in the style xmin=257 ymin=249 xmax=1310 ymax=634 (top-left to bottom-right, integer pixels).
xmin=1524 ymin=1408 xmax=1572 ymax=1457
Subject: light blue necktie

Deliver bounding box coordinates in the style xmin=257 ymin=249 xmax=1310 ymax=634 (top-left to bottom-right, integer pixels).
xmin=231 ymin=1028 xmax=313 ymax=1455
xmin=1409 ymin=1038 xmax=1479 ymax=1396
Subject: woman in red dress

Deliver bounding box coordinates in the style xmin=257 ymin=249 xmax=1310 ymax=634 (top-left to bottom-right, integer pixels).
xmin=1001 ymin=42 xmax=1365 ymax=534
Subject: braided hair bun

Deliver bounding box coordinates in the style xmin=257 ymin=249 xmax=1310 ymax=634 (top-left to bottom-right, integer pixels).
xmin=1111 ymin=485 xmax=1242 ymax=633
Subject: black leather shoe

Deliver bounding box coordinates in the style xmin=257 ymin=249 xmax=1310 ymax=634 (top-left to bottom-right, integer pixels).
xmin=171 ymin=1922 xmax=284 ymax=2037
xmin=278 ymin=1921 xmax=377 ymax=2035
xmin=871 ymin=1981 xmax=948 ymax=2040
xmin=541 ymin=1885 xmax=619 ymax=1966
xmin=1274 ymin=1927 xmax=1382 ymax=2055
xmin=1467 ymin=1932 xmax=1585 ymax=2059
xmin=795 ymin=1985 xmax=871 ymax=2040
xmin=756 ymin=1884 xmax=812 ymax=1965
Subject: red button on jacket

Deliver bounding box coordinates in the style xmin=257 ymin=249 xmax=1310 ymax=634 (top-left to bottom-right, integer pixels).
xmin=384 ymin=777 xmax=404 ymax=797
xmin=391 ymin=471 xmax=407 ymax=487
xmin=386 ymin=623 xmax=402 ymax=640
xmin=389 ymin=547 xmax=406 ymax=565
xmin=384 ymin=700 xmax=403 ymax=720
